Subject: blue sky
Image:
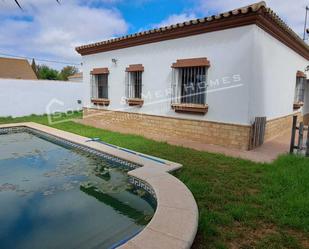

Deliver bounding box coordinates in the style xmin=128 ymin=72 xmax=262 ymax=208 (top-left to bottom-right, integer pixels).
xmin=0 ymin=0 xmax=308 ymax=69
xmin=106 ymin=0 xmax=202 ymax=33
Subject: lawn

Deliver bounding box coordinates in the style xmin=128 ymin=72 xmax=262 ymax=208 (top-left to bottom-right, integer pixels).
xmin=1 ymin=112 xmax=308 ymax=249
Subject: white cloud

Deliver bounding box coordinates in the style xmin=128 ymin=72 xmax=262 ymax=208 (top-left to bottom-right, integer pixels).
xmin=151 ymin=0 xmax=308 ymax=38
xmin=153 ymin=13 xmax=197 ymax=28
xmin=0 ymin=0 xmax=128 ymax=67
xmin=196 ymin=0 xmax=309 ymax=37
xmin=0 ymin=0 xmax=308 ymax=69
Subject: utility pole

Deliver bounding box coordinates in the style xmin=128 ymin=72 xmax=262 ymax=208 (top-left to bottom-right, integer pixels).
xmin=304 ymin=6 xmax=309 ymax=40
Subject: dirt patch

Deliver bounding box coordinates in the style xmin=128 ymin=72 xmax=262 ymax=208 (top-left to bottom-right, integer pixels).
xmin=247 ymin=188 xmax=260 ymax=195
xmin=287 ymin=229 xmax=309 ymax=249
xmin=223 ymin=222 xmax=308 ymax=249
xmin=225 ymin=222 xmax=278 ymax=249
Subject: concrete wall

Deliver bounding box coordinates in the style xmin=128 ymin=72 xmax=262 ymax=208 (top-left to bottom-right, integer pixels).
xmin=0 ymin=79 xmax=86 ymax=117
xmin=249 ymin=26 xmax=308 ymax=123
xmin=83 ymin=25 xmax=256 ymax=125
xmin=68 ymin=77 xmax=83 ymax=83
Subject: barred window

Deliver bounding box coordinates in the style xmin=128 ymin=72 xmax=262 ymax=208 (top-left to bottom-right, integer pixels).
xmin=294 ymin=76 xmax=306 ymax=103
xmin=127 ymin=71 xmax=142 ymax=99
xmin=171 ymin=58 xmax=209 ymax=107
xmin=172 ymin=66 xmax=208 ymax=105
xmin=90 ymin=68 xmax=109 ymax=101
xmin=125 ymin=64 xmax=144 ymax=99
xmin=180 ymin=66 xmax=206 ymax=105
xmin=91 ymin=74 xmax=108 ymax=99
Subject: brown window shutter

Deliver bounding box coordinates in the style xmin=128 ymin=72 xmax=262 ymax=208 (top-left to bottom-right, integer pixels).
xmin=171 ymin=57 xmax=210 ymax=68
xmin=296 ymin=71 xmax=306 ymax=78
xmin=90 ymin=68 xmax=109 ymax=75
xmin=126 ymin=64 xmax=144 ymax=72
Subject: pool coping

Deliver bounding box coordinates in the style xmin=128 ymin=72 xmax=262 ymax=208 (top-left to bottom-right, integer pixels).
xmin=0 ymin=122 xmax=199 ymax=249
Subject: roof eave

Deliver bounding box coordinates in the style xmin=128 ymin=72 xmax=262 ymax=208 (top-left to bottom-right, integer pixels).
xmin=76 ymin=6 xmax=309 ymax=60
xmin=76 ymin=11 xmax=260 ymax=56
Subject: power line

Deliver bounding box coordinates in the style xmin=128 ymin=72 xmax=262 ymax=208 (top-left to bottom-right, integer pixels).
xmin=0 ymin=52 xmax=81 ymax=66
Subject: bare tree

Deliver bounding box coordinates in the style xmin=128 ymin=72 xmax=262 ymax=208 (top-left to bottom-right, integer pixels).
xmin=14 ymin=0 xmax=60 ymax=9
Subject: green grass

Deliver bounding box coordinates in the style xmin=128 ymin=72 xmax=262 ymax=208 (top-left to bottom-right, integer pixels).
xmin=1 ymin=113 xmax=308 ymax=249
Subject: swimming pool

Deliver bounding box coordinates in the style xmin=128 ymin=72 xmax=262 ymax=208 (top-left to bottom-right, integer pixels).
xmin=0 ymin=128 xmax=156 ymax=249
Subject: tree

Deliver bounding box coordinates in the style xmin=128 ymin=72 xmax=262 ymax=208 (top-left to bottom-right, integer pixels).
xmin=59 ymin=66 xmax=78 ymax=81
xmin=36 ymin=65 xmax=60 ymax=80
xmin=35 ymin=64 xmax=79 ymax=81
xmin=31 ymin=58 xmax=38 ymax=77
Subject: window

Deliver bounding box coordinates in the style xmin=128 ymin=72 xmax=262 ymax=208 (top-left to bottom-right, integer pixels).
xmin=128 ymin=71 xmax=142 ymax=99
xmin=294 ymin=71 xmax=306 ymax=109
xmin=126 ymin=64 xmax=144 ymax=106
xmin=95 ymin=74 xmax=108 ymax=99
xmin=179 ymin=66 xmax=207 ymax=105
xmin=171 ymin=58 xmax=210 ymax=114
xmin=90 ymin=68 xmax=109 ymax=106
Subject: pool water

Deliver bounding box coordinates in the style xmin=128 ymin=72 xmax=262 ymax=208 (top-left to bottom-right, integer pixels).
xmin=0 ymin=131 xmax=155 ymax=249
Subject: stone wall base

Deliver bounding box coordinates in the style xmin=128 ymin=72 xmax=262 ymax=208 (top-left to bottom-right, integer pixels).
xmin=82 ymin=108 xmax=302 ymax=151
xmin=82 ymin=108 xmax=251 ymax=150
xmin=264 ymin=112 xmax=302 ymax=142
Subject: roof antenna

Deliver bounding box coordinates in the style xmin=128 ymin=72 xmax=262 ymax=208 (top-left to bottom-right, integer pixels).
xmin=14 ymin=0 xmax=60 ymax=10
xmin=14 ymin=0 xmax=23 ymax=10
xmin=303 ymin=6 xmax=309 ymax=40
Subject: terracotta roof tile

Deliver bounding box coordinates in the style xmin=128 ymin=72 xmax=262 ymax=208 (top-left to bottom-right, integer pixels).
xmin=76 ymin=1 xmax=309 ymax=59
xmin=76 ymin=2 xmax=265 ymax=51
xmin=0 ymin=57 xmax=37 ymax=80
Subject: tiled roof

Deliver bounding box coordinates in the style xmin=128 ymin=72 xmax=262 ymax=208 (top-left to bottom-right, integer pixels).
xmin=76 ymin=1 xmax=309 ymax=59
xmin=0 ymin=57 xmax=37 ymax=80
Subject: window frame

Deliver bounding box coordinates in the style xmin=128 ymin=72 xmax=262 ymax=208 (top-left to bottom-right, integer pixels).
xmin=96 ymin=74 xmax=109 ymax=99
xmin=171 ymin=58 xmax=209 ymax=114
xmin=294 ymin=72 xmax=306 ymax=110
xmin=178 ymin=66 xmax=207 ymax=105
xmin=90 ymin=68 xmax=110 ymax=106
xmin=125 ymin=64 xmax=144 ymax=107
xmin=127 ymin=71 xmax=143 ymax=99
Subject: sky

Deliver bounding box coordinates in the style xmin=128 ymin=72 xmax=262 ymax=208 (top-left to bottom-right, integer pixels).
xmin=0 ymin=0 xmax=308 ymax=70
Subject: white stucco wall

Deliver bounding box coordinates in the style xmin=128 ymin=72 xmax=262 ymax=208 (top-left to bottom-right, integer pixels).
xmin=249 ymin=26 xmax=308 ymax=122
xmin=83 ymin=25 xmax=257 ymax=125
xmin=68 ymin=77 xmax=83 ymax=82
xmin=0 ymin=79 xmax=86 ymax=117
xmin=82 ymin=24 xmax=308 ymax=125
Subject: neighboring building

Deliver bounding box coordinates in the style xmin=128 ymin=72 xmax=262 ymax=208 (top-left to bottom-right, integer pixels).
xmin=0 ymin=57 xmax=38 ymax=80
xmin=68 ymin=72 xmax=83 ymax=82
xmin=76 ymin=1 xmax=309 ymax=150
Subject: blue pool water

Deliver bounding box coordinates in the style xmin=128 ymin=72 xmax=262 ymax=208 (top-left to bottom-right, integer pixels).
xmin=0 ymin=131 xmax=155 ymax=249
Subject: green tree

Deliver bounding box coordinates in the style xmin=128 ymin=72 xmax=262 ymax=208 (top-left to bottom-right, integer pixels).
xmin=37 ymin=65 xmax=60 ymax=80
xmin=31 ymin=58 xmax=38 ymax=77
xmin=59 ymin=66 xmax=78 ymax=81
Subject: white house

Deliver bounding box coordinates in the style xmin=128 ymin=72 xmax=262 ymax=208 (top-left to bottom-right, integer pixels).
xmin=76 ymin=1 xmax=309 ymax=150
